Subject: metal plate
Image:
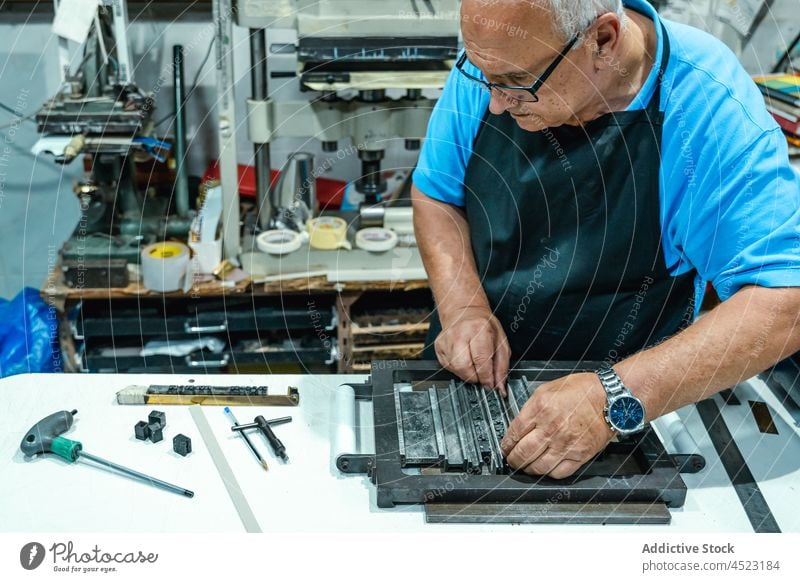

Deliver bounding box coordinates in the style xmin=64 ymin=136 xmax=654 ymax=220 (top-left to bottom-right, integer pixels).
xmin=398 ymin=391 xmax=439 ymax=465
xmin=425 ymin=502 xmax=672 ymax=525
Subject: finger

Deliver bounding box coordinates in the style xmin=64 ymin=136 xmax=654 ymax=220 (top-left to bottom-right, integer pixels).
xmin=448 ymin=340 xmax=479 ymax=384
xmin=505 ymin=429 xmax=547 ymax=470
xmin=434 ymin=336 xmax=450 ymax=369
xmin=468 ymin=333 xmax=496 ymax=388
xmin=548 ymin=459 xmax=583 ymax=480
xmin=493 ymin=332 xmax=511 ymax=394
xmin=523 ymin=450 xmax=565 ymax=476
xmin=501 ymin=402 xmax=537 ymax=453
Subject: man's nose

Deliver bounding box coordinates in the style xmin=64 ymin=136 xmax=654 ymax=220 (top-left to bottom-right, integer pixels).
xmin=488 ymin=89 xmax=515 ymax=115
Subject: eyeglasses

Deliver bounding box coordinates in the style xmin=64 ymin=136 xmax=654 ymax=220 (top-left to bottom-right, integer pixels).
xmin=455 ymin=33 xmax=581 ymax=103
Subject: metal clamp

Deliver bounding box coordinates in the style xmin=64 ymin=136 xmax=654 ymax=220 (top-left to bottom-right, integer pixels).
xmin=336 ymin=453 xmax=375 ymax=475
xmin=669 ymin=453 xmax=706 ymax=474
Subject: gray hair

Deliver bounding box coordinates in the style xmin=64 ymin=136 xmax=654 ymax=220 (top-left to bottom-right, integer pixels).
xmin=537 ymin=0 xmax=627 ymax=45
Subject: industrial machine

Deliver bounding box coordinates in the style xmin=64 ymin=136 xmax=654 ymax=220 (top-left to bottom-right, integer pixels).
xmin=34 ymin=1 xmax=192 ymax=286
xmin=34 ymin=1 xmax=458 ymax=280
xmin=217 ymin=0 xmax=459 ymax=258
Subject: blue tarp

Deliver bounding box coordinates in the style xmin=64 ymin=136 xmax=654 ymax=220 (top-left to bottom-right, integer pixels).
xmin=0 ymin=287 xmax=61 ymax=377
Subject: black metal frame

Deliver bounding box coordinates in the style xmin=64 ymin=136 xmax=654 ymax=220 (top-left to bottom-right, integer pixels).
xmin=342 ymin=360 xmax=688 ymax=511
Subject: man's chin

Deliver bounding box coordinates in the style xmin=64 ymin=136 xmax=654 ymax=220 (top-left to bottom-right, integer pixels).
xmin=512 ymin=113 xmax=557 ymax=132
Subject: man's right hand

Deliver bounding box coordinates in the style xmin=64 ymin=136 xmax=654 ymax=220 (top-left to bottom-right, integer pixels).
xmin=434 ymin=307 xmax=511 ymax=395
xmin=411 ymin=184 xmax=510 ymax=394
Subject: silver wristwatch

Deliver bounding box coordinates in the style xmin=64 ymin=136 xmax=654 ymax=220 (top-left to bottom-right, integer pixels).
xmin=596 ymin=367 xmax=646 ymax=435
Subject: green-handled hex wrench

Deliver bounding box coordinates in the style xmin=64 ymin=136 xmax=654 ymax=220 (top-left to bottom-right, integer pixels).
xmin=20 ymin=410 xmax=194 ymax=498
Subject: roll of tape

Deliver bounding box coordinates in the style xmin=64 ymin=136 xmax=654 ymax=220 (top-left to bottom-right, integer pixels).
xmin=355 ymin=227 xmax=398 ymax=253
xmin=141 ymin=242 xmax=191 ymax=293
xmin=256 ymin=229 xmax=303 ymax=255
xmin=307 ymin=217 xmax=351 ymax=250
xmin=384 ymin=207 xmax=413 ymax=223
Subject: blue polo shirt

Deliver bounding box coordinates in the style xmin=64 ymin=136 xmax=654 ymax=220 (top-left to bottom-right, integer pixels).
xmin=412 ymin=0 xmax=800 ymax=305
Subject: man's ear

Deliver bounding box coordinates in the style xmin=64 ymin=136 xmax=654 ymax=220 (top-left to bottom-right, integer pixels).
xmin=590 ymin=12 xmax=622 ymax=68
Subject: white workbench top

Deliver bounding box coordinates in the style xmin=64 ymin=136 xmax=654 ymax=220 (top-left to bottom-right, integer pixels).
xmin=1 ymin=372 xmax=799 ymax=533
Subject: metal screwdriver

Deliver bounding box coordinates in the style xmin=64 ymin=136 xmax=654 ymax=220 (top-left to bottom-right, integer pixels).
xmin=224 ymin=406 xmax=269 ymax=471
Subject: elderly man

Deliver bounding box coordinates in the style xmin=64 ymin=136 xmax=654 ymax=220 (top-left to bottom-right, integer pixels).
xmin=412 ymin=0 xmax=800 ymax=478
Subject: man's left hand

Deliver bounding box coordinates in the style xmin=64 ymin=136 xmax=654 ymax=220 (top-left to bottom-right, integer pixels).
xmin=500 ymin=372 xmax=616 ymax=479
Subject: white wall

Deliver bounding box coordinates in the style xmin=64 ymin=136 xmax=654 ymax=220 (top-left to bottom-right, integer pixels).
xmin=738 ymin=0 xmax=799 ymax=75
xmin=0 ymin=23 xmax=82 ymax=300
xmin=660 ymin=0 xmax=799 ymax=74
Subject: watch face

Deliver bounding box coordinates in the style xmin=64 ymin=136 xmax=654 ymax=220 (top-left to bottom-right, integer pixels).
xmin=608 ymin=396 xmax=645 ymax=432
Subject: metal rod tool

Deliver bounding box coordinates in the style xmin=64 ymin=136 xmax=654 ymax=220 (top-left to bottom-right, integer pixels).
xmin=231 ymin=415 xmax=291 ymax=462
xmin=224 ymin=407 xmax=269 ymax=471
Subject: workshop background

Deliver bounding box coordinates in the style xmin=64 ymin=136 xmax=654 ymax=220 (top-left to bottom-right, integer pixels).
xmin=0 ymin=1 xmax=429 ymax=300
xmin=0 ymin=0 xmax=796 ymax=299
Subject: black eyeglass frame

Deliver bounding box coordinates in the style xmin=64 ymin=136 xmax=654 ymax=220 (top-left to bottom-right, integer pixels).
xmin=455 ymin=33 xmax=582 ymax=102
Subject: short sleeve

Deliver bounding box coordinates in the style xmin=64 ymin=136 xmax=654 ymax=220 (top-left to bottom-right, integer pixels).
xmin=662 ymin=115 xmax=800 ymax=300
xmin=412 ymin=53 xmax=489 ymax=206
xmin=659 ymin=22 xmax=800 ymax=300
xmin=698 ymin=132 xmax=800 ymax=299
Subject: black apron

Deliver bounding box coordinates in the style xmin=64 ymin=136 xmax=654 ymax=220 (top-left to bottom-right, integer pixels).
xmin=426 ymin=20 xmax=696 ymax=364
